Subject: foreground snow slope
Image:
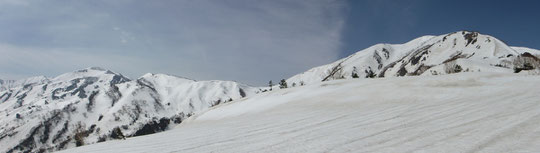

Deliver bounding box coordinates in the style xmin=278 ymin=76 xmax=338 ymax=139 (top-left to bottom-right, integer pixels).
xmin=61 ymin=73 xmax=540 ymax=153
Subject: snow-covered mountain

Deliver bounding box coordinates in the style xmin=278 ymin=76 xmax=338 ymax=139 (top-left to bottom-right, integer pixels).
xmin=0 ymin=67 xmax=257 ymax=153
xmin=2 ymin=31 xmax=540 ymax=153
xmin=287 ymin=31 xmax=540 ymax=85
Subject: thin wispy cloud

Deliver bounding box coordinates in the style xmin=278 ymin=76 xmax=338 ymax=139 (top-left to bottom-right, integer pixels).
xmin=0 ymin=0 xmax=347 ymax=85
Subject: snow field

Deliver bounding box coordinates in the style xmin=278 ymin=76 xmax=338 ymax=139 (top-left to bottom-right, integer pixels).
xmin=61 ymin=72 xmax=540 ymax=153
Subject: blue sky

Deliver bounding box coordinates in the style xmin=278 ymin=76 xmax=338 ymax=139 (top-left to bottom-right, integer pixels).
xmin=341 ymin=0 xmax=540 ymax=57
xmin=0 ymin=0 xmax=539 ymax=85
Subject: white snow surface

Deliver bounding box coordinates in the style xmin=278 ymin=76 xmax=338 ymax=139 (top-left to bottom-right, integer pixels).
xmin=60 ymin=72 xmax=540 ymax=153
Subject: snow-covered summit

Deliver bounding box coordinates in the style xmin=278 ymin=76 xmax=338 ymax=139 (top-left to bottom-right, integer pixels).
xmin=52 ymin=67 xmax=130 ymax=82
xmin=287 ymin=31 xmax=540 ymax=85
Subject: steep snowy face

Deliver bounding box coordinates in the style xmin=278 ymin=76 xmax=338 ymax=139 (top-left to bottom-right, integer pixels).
xmin=0 ymin=68 xmax=257 ymax=153
xmin=0 ymin=67 xmax=131 ymax=153
xmin=287 ymin=31 xmax=540 ymax=85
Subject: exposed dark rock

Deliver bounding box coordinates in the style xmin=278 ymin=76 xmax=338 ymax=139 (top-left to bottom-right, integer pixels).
xmin=107 ymin=85 xmax=122 ymax=107
xmin=132 ymin=118 xmax=170 ymax=137
xmin=410 ymin=50 xmax=428 ymax=66
xmin=23 ymin=84 xmax=33 ymax=90
xmin=88 ymin=124 xmax=96 ymax=133
xmin=15 ymin=92 xmax=27 ymax=108
xmin=136 ymin=79 xmax=157 ymax=92
xmin=74 ymin=124 xmax=89 ymax=147
xmin=71 ymin=77 xmax=98 ymax=99
xmin=378 ymin=61 xmax=397 ymax=78
xmin=444 ymin=62 xmax=463 ymax=74
xmin=172 ymin=114 xmax=184 ymax=124
xmin=364 ymin=67 xmax=376 ymax=78
xmin=514 ymin=63 xmax=534 ymax=73
xmin=65 ymin=79 xmax=81 ymax=91
xmin=442 ymin=52 xmax=470 ymax=64
xmin=51 ymin=88 xmax=63 ymax=100
xmin=239 ymin=88 xmax=246 ymax=98
xmin=110 ymin=127 xmax=125 ymax=140
xmin=521 ymin=52 xmax=540 ymax=61
xmin=464 ymin=31 xmax=479 ymax=47
xmin=52 ymin=121 xmax=69 ymax=143
xmin=41 ymin=84 xmax=47 ymax=91
xmin=398 ymin=67 xmax=408 ymax=76
xmin=110 ymin=75 xmax=130 ymax=85
xmin=382 ymin=48 xmax=390 ymax=59
xmin=411 ymin=64 xmax=433 ymax=76
xmin=0 ymin=92 xmax=12 ymax=102
xmin=212 ymin=99 xmax=221 ymax=107
xmin=322 ymin=63 xmax=344 ymax=81
xmin=373 ymin=51 xmax=383 ymax=69
xmin=56 ymin=138 xmax=71 ymax=150
xmin=97 ymin=136 xmax=106 ymax=143
xmin=86 ymin=91 xmax=99 ymax=112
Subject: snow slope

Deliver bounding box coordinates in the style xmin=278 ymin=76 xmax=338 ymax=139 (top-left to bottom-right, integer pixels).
xmin=0 ymin=67 xmax=258 ymax=153
xmin=60 ymin=72 xmax=540 ymax=153
xmin=287 ymin=31 xmax=540 ymax=85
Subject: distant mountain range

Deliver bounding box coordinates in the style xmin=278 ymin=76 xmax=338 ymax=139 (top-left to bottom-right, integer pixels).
xmin=0 ymin=67 xmax=257 ymax=153
xmin=1 ymin=31 xmax=539 ymax=153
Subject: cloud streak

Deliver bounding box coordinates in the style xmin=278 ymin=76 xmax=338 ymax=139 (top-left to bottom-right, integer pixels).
xmin=0 ymin=0 xmax=346 ymax=85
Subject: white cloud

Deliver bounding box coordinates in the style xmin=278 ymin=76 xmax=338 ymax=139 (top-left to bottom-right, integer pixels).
xmin=0 ymin=0 xmax=347 ymax=85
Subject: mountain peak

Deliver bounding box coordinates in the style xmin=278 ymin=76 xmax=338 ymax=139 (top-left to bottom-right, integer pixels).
xmin=286 ymin=31 xmax=540 ymax=85
xmin=75 ymin=67 xmax=114 ymax=74
xmin=52 ymin=67 xmax=130 ymax=84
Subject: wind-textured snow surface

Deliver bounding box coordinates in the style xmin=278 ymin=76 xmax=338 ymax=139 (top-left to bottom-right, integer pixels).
xmin=0 ymin=67 xmax=258 ymax=153
xmin=60 ymin=72 xmax=540 ymax=153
